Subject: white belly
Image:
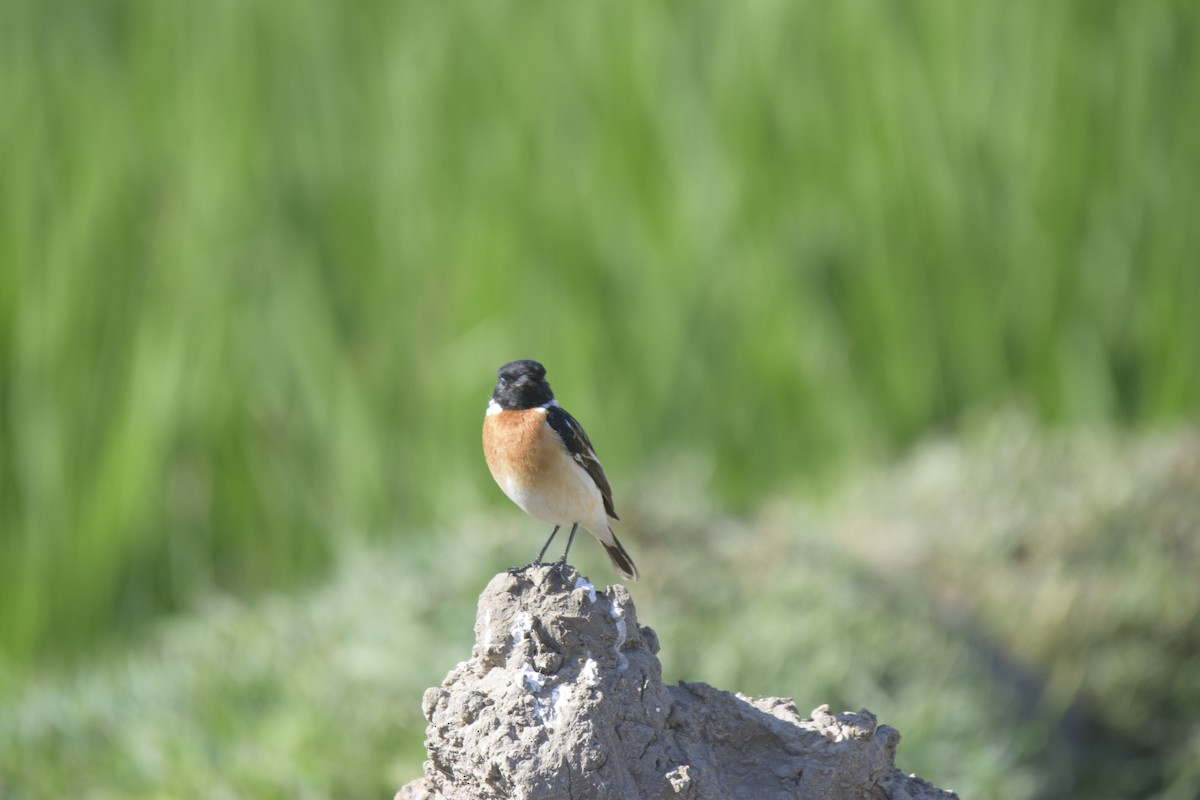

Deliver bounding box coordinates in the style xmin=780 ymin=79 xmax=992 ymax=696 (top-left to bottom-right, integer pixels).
xmin=499 ymin=459 xmax=608 ymax=535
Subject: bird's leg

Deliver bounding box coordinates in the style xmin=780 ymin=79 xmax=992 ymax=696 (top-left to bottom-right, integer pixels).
xmin=534 ymin=526 xmax=561 ymax=565
xmin=551 ymin=524 xmax=580 ymax=569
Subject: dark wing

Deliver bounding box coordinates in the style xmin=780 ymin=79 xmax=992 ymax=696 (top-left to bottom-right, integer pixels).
xmin=546 ymin=405 xmax=618 ymax=520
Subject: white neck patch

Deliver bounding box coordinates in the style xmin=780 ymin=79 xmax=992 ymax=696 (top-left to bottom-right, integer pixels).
xmin=486 ymin=397 xmax=556 ymax=416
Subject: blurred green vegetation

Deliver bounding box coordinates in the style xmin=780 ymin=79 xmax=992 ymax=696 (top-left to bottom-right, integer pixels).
xmin=1 ymin=0 xmax=1198 ymax=788
xmin=2 ymin=420 xmax=1197 ymax=799
xmin=4 ymin=0 xmax=1198 ymax=679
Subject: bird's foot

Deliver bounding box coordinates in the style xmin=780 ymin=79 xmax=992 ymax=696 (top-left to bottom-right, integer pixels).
xmin=507 ymin=558 xmax=544 ymax=576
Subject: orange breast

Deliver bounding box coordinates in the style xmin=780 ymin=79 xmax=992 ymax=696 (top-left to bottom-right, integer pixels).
xmin=482 ymin=407 xmax=557 ymax=488
xmin=483 ymin=405 xmax=610 ymax=529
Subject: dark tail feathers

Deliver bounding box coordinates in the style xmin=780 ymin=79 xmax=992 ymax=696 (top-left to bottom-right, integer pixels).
xmin=603 ymin=529 xmax=639 ymax=581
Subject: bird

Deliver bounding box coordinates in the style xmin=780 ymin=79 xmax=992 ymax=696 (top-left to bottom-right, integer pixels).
xmin=482 ymin=359 xmax=638 ymax=581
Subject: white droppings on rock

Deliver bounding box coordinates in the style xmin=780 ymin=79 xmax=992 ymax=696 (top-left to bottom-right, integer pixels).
xmin=480 ymin=608 xmax=493 ymax=650
xmin=517 ymin=663 xmax=545 ymax=692
xmin=609 ymin=601 xmax=628 ymax=670
xmin=510 ymin=610 xmax=532 ymax=642
xmin=515 ymin=662 xmax=580 ymax=729
xmin=580 ymin=656 xmax=600 ymax=687
xmin=574 ymin=576 xmax=597 ymax=603
xmin=546 ymin=683 xmax=573 ymax=728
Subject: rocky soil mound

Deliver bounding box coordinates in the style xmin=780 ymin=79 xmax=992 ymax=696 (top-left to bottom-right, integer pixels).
xmin=397 ymin=566 xmax=957 ymax=800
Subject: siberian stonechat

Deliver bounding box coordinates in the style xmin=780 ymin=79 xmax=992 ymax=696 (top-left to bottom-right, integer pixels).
xmin=482 ymin=359 xmax=638 ymax=580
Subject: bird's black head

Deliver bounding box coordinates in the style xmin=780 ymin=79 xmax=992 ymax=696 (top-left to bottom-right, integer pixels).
xmin=491 ymin=359 xmax=555 ymax=410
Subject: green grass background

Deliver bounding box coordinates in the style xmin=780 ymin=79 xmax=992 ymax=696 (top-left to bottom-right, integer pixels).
xmin=1 ymin=0 xmax=1198 ymax=797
